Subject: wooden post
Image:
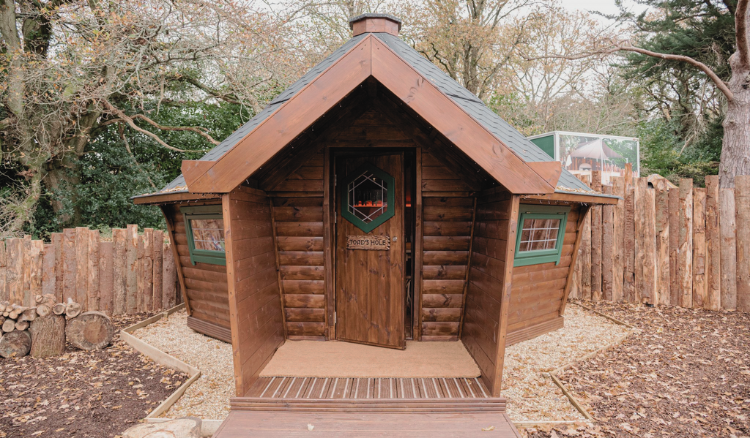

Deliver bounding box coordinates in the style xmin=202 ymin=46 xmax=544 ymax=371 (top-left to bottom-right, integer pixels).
xmin=87 ymin=230 xmax=100 ymax=311
xmin=152 ymin=230 xmax=164 ymax=311
xmin=705 ymin=175 xmax=721 ymax=310
xmin=22 ymin=238 xmax=32 ymax=307
xmin=75 ymin=227 xmax=89 ymax=311
xmin=7 ymin=239 xmax=22 ymax=304
xmin=736 ymin=176 xmax=750 ymax=312
xmin=0 ymin=240 xmax=6 ymax=302
xmin=62 ymin=229 xmax=76 ymax=304
xmin=30 ymin=240 xmax=43 ymax=306
xmin=42 ymin=243 xmax=55 ymax=297
xmin=126 ymin=224 xmax=138 ymax=314
xmin=623 ymin=184 xmax=636 ymax=302
xmin=136 ymin=233 xmax=145 ymax=313
xmin=720 ymin=188 xmax=737 ymax=310
xmin=579 ymin=175 xmax=592 ymax=300
xmin=142 ymin=228 xmax=154 ymax=312
xmin=668 ymin=188 xmax=680 ymax=306
xmin=634 ymin=178 xmax=656 ymax=304
xmin=601 ymin=185 xmax=615 ymax=301
xmin=678 ymin=179 xmax=694 ymax=308
xmin=163 ymin=241 xmax=177 ymax=309
xmin=612 ymin=177 xmax=625 ymax=302
xmin=99 ymin=241 xmax=114 ymax=314
xmin=51 ymin=233 xmax=63 ymax=302
xmin=653 ymin=178 xmax=671 ymax=306
xmin=692 ymin=188 xmax=707 ymax=309
xmin=113 ymin=229 xmax=127 ymax=315
xmin=590 ymin=170 xmax=602 ymax=300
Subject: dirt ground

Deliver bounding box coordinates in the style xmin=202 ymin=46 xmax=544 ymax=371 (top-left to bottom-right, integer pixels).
xmin=0 ymin=314 xmax=189 ymax=438
xmin=521 ymin=301 xmax=750 ymax=438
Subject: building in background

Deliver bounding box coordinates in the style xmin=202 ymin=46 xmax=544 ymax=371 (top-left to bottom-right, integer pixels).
xmin=528 ymin=131 xmax=640 ymax=185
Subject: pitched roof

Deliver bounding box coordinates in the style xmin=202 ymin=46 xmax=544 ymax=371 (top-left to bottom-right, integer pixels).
xmin=148 ymin=31 xmax=600 ymax=198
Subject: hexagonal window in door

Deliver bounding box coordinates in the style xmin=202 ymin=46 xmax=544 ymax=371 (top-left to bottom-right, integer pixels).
xmin=340 ymin=163 xmax=395 ymax=233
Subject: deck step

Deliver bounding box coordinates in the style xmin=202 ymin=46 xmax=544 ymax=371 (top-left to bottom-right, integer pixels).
xmin=230 ymin=396 xmax=507 ymax=413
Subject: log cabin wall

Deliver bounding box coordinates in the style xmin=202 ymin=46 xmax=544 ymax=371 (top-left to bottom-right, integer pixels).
xmin=420 ymin=151 xmax=477 ymax=341
xmin=461 ymin=189 xmax=517 ymax=397
xmin=223 ymin=186 xmax=284 ymax=396
xmin=269 ymin=150 xmax=326 ymax=340
xmin=161 ymin=202 xmax=232 ymax=342
xmin=505 ymin=203 xmax=583 ymax=345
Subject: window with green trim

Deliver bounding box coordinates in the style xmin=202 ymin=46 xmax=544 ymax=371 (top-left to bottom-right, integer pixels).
xmin=514 ymin=204 xmax=570 ymax=267
xmin=340 ymin=163 xmax=395 ymax=233
xmin=182 ymin=205 xmax=226 ymax=266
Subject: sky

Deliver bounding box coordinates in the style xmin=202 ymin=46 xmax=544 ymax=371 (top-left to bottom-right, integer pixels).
xmin=561 ymin=0 xmax=650 ymax=17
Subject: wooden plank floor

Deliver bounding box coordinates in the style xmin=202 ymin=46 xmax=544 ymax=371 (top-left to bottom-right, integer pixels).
xmin=246 ymin=376 xmax=490 ymax=399
xmin=213 ymin=410 xmax=521 ymax=437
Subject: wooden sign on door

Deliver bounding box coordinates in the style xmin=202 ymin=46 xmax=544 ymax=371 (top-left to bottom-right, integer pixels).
xmin=347 ymin=235 xmax=390 ymax=250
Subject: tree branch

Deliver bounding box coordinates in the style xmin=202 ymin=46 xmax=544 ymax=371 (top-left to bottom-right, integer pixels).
xmin=737 ymin=0 xmax=749 ymax=68
xmin=102 ymin=101 xmax=205 ymax=153
xmin=520 ymin=41 xmax=735 ymax=102
xmin=130 ymin=114 xmax=220 ymax=145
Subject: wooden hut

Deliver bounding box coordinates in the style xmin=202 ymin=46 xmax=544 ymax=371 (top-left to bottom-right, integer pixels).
xmin=133 ymin=13 xmax=617 ymax=435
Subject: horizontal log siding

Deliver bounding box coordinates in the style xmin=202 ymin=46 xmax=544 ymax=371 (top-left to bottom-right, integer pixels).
xmin=421 ymin=151 xmax=474 ymax=193
xmin=272 ymin=192 xmax=326 ymax=339
xmin=421 ymin=196 xmax=475 ymax=340
xmin=505 ymin=204 xmax=581 ymax=339
xmin=462 ymin=190 xmax=512 ymax=396
xmin=168 ymin=203 xmax=231 ymax=329
xmin=225 ymin=187 xmax=284 ymax=397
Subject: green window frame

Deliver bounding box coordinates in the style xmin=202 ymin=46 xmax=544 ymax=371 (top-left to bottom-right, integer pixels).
xmin=339 ymin=163 xmax=396 ymax=233
xmin=513 ymin=204 xmax=570 ymax=267
xmin=182 ymin=205 xmax=226 ymax=266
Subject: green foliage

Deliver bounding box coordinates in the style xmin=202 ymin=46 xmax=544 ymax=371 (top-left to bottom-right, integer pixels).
xmin=26 ymin=102 xmax=252 ymax=240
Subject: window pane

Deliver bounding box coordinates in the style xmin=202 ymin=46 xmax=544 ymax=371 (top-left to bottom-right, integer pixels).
xmin=519 ymin=218 xmax=560 ymax=252
xmin=347 ymin=170 xmax=388 ymax=223
xmin=191 ymin=219 xmax=225 ymax=252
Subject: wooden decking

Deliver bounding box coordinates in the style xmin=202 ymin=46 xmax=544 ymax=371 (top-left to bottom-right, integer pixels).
xmin=212 ymin=377 xmax=521 ymax=437
xmin=246 ymin=377 xmax=490 ymax=399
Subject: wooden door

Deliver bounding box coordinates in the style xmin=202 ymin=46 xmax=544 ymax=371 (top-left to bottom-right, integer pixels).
xmin=335 ymin=153 xmax=405 ymax=349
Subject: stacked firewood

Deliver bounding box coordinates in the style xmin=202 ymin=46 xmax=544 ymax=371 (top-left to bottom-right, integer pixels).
xmin=0 ymin=295 xmax=113 ymax=359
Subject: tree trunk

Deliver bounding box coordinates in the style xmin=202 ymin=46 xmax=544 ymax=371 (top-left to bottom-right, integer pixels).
xmin=0 ymin=330 xmax=31 ymax=358
xmin=66 ymin=311 xmax=114 ymax=350
xmin=719 ymin=54 xmax=750 ymax=188
xmin=29 ymin=314 xmax=66 ymax=358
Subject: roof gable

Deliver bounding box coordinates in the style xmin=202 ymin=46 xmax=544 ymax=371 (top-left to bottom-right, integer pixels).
xmin=162 ymin=32 xmax=595 ymax=196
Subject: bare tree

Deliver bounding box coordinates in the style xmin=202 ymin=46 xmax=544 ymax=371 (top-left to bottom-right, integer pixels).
xmin=0 ymin=0 xmax=304 ymax=235
xmin=524 ymin=0 xmax=749 ymax=187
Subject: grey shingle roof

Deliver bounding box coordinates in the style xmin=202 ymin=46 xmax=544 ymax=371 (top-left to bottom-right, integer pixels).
xmin=151 ymin=31 xmax=601 ymax=197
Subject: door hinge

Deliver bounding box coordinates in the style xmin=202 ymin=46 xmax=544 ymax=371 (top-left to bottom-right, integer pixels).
xmin=334 ymin=174 xmax=337 ymax=186
xmin=334 ymin=312 xmax=337 ymax=324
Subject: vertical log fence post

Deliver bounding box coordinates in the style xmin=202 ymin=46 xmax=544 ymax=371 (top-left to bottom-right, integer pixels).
xmin=705 ymin=176 xmax=722 ymax=310
xmin=692 ymin=188 xmax=707 ymax=309
xmin=654 ymin=179 xmax=671 ymax=306
xmin=612 ymin=177 xmax=625 ymax=302
xmin=736 ymin=176 xmax=750 ymax=312
xmin=113 ymin=228 xmax=127 ymax=315
xmin=590 ymin=170 xmax=603 ymax=300
xmin=678 ymin=179 xmax=694 ymax=308
xmin=720 ymin=188 xmax=738 ymax=310
xmin=126 ymin=225 xmax=138 ymax=314
xmin=602 ymin=185 xmax=615 ymax=301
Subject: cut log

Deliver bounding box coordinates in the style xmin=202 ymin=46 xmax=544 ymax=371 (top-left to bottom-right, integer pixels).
xmin=65 ymin=298 xmax=82 ymax=320
xmin=17 ymin=308 xmax=37 ymax=323
xmin=0 ymin=330 xmax=31 ymax=358
xmin=29 ymin=314 xmax=66 ymax=358
xmin=36 ymin=304 xmax=51 ymax=318
xmin=2 ymin=319 xmax=15 ymax=333
xmin=14 ymin=320 xmax=28 ymax=331
xmin=66 ymin=311 xmax=114 ymax=350
xmin=52 ymin=302 xmax=66 ymax=315
xmin=8 ymin=304 xmax=27 ymax=320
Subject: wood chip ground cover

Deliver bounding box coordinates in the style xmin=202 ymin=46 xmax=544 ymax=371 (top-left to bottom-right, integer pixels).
xmin=131 ymin=309 xmax=233 ymax=420
xmin=503 ymin=304 xmax=631 ymax=422
xmin=0 ymin=314 xmax=188 ymax=438
xmin=522 ymin=301 xmax=750 ymax=438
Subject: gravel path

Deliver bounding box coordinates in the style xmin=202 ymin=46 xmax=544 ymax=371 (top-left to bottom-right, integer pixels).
xmin=130 ymin=305 xmax=628 ymax=423
xmin=503 ymin=304 xmax=632 ymax=422
xmin=132 ymin=310 xmax=233 ymax=420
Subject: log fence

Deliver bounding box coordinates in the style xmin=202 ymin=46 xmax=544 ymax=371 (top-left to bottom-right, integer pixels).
xmin=571 ymin=172 xmax=750 ymax=312
xmin=0 ymin=226 xmax=181 ymax=315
